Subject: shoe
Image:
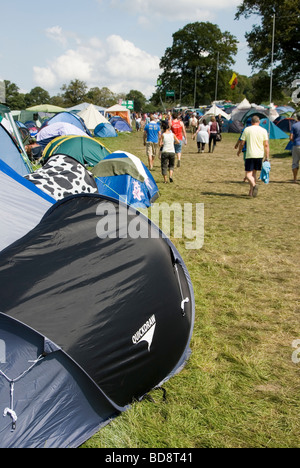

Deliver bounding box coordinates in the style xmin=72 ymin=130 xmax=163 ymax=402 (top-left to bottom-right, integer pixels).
xmin=170 ymin=178 xmax=173 ymax=183
xmin=253 ymin=185 xmax=259 ymax=197
xmin=177 ymin=160 xmax=181 ymax=167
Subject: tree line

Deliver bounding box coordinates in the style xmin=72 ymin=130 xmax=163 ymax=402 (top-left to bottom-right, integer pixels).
xmin=3 ymin=0 xmax=298 ymax=112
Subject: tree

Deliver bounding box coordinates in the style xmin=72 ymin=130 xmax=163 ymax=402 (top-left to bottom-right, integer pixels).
xmin=125 ymin=90 xmax=147 ymax=112
xmin=156 ymin=22 xmax=238 ymax=106
xmin=235 ymin=0 xmax=300 ymax=87
xmin=24 ymin=87 xmax=50 ymax=107
xmin=60 ymin=79 xmax=88 ymax=106
xmin=86 ymin=87 xmax=117 ymax=108
xmin=4 ymin=80 xmax=26 ymax=109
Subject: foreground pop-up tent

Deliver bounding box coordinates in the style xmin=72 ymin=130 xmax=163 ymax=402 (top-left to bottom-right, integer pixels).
xmin=0 ymin=194 xmax=194 ymax=448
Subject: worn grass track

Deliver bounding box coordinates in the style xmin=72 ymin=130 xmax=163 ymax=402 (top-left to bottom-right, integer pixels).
xmin=82 ymin=128 xmax=300 ymax=448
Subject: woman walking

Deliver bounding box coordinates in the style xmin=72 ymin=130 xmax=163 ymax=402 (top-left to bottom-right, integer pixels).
xmin=193 ymin=119 xmax=210 ymax=153
xmin=159 ymin=121 xmax=179 ymax=183
xmin=208 ymin=116 xmax=220 ymax=153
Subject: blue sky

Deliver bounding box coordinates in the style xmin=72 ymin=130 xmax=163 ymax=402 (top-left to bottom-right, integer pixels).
xmin=1 ymin=0 xmax=257 ymax=98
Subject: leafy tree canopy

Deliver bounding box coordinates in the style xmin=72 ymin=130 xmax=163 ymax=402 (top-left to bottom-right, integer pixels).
xmin=156 ymin=22 xmax=238 ymax=106
xmin=235 ymin=0 xmax=300 ymax=85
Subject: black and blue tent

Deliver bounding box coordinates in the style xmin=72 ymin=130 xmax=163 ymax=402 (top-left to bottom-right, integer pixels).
xmin=0 ymin=194 xmax=194 ymax=448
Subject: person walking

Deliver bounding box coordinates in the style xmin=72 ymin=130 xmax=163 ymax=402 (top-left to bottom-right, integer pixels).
xmin=159 ymin=121 xmax=179 ymax=183
xmin=208 ymin=116 xmax=219 ymax=153
xmin=143 ymin=114 xmax=161 ymax=171
xmin=290 ymin=112 xmax=300 ymax=183
xmin=237 ymin=115 xmax=269 ymax=197
xmin=190 ymin=113 xmax=198 ymax=136
xmin=171 ymin=112 xmax=187 ymax=167
xmin=193 ymin=119 xmax=210 ymax=153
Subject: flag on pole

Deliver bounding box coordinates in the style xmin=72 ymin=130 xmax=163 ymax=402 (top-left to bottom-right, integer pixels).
xmin=229 ymin=73 xmax=238 ymax=89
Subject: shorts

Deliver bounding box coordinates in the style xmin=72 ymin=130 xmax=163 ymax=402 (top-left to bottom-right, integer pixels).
xmin=292 ymin=145 xmax=300 ymax=169
xmin=146 ymin=142 xmax=158 ymax=158
xmin=161 ymin=152 xmax=175 ymax=175
xmin=245 ymin=158 xmax=263 ymax=172
xmin=174 ymin=141 xmax=182 ymax=154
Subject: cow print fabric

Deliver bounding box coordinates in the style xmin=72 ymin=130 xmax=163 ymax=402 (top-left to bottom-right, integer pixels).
xmin=25 ymin=154 xmax=98 ymax=200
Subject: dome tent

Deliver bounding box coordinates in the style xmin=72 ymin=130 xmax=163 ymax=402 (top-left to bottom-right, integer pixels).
xmin=0 ymin=194 xmax=194 ymax=447
xmin=94 ymin=122 xmax=117 ymax=138
xmin=110 ymin=116 xmax=132 ymax=132
xmin=91 ymin=151 xmax=159 ymax=208
xmin=42 ymin=135 xmax=111 ymax=167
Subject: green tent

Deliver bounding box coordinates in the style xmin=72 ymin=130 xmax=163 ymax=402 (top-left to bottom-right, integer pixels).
xmin=42 ymin=135 xmax=111 ymax=167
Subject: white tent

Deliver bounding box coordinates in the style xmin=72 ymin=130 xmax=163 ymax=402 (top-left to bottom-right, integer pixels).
xmin=78 ymin=104 xmax=109 ymax=131
xmin=203 ymin=104 xmax=230 ymax=120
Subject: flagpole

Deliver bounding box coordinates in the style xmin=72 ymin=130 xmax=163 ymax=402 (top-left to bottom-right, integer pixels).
xmin=215 ymin=52 xmax=219 ymax=102
xmin=269 ymin=13 xmax=275 ymax=134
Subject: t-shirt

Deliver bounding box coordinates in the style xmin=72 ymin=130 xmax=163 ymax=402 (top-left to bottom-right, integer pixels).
xmin=171 ymin=120 xmax=183 ymax=141
xmin=291 ymin=121 xmax=300 ymax=146
xmin=144 ymin=122 xmax=161 ymax=143
xmin=241 ymin=125 xmax=269 ymax=159
xmin=162 ymin=132 xmax=176 ymax=153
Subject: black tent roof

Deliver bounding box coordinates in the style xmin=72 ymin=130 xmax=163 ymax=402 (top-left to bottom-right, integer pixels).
xmin=0 ymin=194 xmax=194 ymax=447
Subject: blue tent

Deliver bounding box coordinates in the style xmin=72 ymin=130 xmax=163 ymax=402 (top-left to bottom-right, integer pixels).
xmin=109 ymin=116 xmax=132 ymax=133
xmin=91 ymin=151 xmax=159 ymax=208
xmin=259 ymin=118 xmax=289 ymax=139
xmin=0 ymin=123 xmax=32 ymax=176
xmin=40 ymin=111 xmax=91 ymax=135
xmin=94 ymin=122 xmax=118 ymax=138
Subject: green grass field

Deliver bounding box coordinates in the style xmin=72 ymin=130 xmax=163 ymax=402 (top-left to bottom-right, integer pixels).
xmin=82 ymin=128 xmax=300 ymax=448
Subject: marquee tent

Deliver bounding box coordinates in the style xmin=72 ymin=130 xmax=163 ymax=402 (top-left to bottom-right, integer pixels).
xmin=105 ymin=104 xmax=131 ymax=125
xmin=0 ymin=194 xmax=194 ymax=447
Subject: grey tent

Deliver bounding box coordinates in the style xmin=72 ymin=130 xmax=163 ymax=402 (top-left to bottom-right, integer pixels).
xmin=0 ymin=194 xmax=194 ymax=448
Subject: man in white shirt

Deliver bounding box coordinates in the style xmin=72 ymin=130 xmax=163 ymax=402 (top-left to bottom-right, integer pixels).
xmin=237 ymin=116 xmax=269 ymax=197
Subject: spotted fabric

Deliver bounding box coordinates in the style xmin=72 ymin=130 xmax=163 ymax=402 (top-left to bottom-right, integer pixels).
xmin=25 ymin=154 xmax=98 ymax=200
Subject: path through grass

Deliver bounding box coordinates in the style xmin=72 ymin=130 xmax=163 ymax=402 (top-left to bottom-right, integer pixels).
xmin=82 ymin=129 xmax=299 ymax=448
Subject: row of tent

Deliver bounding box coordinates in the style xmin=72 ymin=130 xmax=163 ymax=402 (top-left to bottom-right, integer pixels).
xmin=12 ymin=103 xmax=133 ymax=139
xmin=0 ymin=104 xmax=195 ymax=447
xmin=200 ymin=100 xmax=296 ymax=141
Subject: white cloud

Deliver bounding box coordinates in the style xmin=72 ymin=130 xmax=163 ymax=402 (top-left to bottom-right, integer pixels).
xmin=45 ymin=26 xmax=68 ymax=47
xmin=102 ymin=0 xmax=241 ymax=22
xmin=33 ymin=32 xmax=161 ymax=98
